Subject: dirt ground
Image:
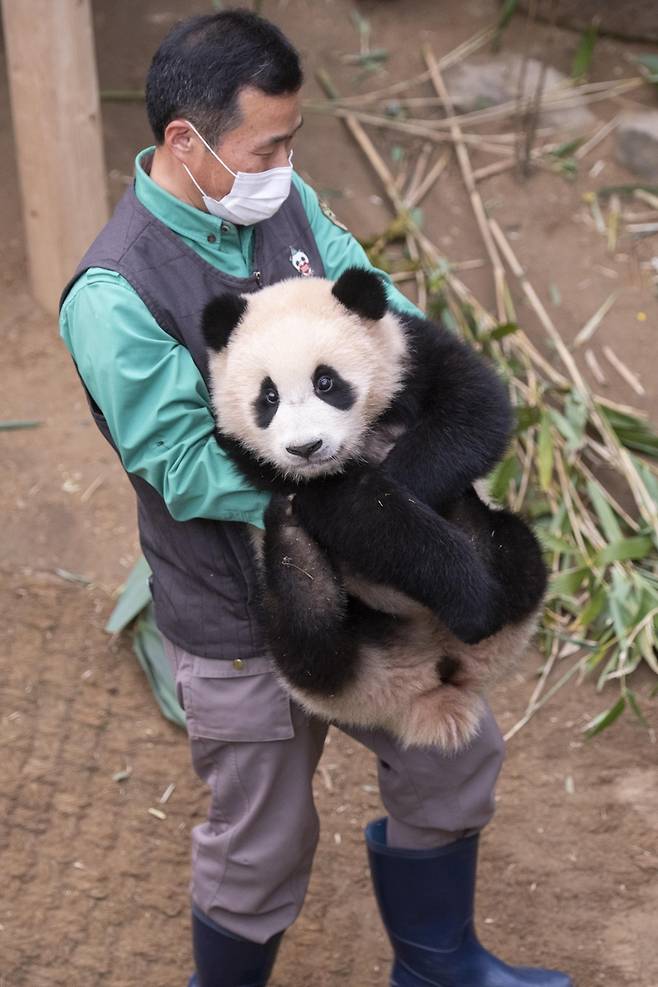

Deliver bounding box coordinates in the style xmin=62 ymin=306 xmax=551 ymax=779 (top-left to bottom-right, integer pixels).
xmin=2 ymin=2 xmax=658 ymax=985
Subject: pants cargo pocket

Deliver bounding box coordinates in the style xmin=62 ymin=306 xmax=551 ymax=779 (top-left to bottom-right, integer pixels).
xmin=183 ymin=655 xmax=295 ymax=743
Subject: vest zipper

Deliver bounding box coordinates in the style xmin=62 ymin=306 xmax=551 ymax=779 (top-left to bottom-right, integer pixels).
xmin=253 ymin=270 xmax=262 ymax=287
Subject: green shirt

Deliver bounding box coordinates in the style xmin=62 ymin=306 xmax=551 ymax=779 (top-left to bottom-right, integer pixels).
xmin=59 ymin=148 xmax=421 ymax=528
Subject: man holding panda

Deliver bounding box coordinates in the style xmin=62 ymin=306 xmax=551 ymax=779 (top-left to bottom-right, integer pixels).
xmin=59 ymin=10 xmax=572 ymax=987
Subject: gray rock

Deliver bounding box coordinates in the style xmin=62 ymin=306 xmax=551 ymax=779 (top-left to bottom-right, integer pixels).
xmin=616 ymin=112 xmax=658 ymax=181
xmin=443 ymin=54 xmax=596 ymax=133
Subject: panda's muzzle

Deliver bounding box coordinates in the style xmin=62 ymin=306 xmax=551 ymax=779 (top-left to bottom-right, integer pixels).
xmin=286 ymin=439 xmax=323 ymax=460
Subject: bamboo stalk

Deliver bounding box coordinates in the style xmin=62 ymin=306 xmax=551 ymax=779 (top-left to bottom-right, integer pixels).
xmin=331 ymin=108 xmax=526 ymax=152
xmin=406 ymin=151 xmax=449 ymax=209
xmin=489 ymin=218 xmax=658 ymax=537
xmin=404 ymin=142 xmax=433 ymax=206
xmin=574 ymin=113 xmax=622 ymax=160
xmin=603 ymin=346 xmax=645 ymax=396
xmin=422 ymin=43 xmax=508 ymax=322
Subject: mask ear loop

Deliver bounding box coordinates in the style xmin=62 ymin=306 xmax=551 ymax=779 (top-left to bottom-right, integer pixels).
xmin=185 ymin=119 xmax=237 ymax=177
xmin=182 ymin=162 xmax=209 ymax=198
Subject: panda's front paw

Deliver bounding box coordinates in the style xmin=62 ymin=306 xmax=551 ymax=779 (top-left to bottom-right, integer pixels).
xmin=264 ymin=492 xmax=299 ymax=529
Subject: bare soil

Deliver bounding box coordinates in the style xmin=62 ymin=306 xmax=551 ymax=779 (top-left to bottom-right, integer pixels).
xmin=1 ymin=2 xmax=657 ymax=985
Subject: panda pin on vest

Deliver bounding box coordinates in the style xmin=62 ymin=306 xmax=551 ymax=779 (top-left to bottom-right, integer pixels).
xmin=201 ymin=267 xmax=548 ymax=751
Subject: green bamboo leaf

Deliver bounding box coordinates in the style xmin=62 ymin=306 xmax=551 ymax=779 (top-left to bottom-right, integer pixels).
xmin=549 ymin=407 xmax=585 ymax=453
xmin=0 ymin=419 xmax=43 ymax=430
xmin=583 ymin=695 xmax=626 ymax=737
xmin=625 ymin=688 xmax=649 ymax=727
xmin=586 ymin=479 xmax=624 ymax=544
xmin=595 ymin=535 xmax=653 ymax=567
xmin=550 ymin=137 xmax=585 ymax=160
xmin=105 ymin=556 xmax=152 ymax=633
xmin=488 ymin=454 xmax=519 ymax=503
xmin=571 ymin=24 xmax=598 ymax=79
xmin=577 ymin=585 xmax=607 ymax=627
xmin=538 ymin=411 xmax=553 ymax=492
xmin=132 ymin=603 xmax=185 ymax=729
xmin=550 ymin=566 xmax=588 ymax=597
xmin=514 ymin=405 xmax=541 ymax=434
xmin=638 ymin=623 xmax=658 ymax=675
xmin=497 ymin=0 xmax=519 ymax=30
xmin=488 ymin=322 xmax=519 ymax=341
xmin=585 ymin=638 xmax=613 ymax=672
xmin=536 ymin=529 xmax=576 ymax=554
xmin=598 ymin=404 xmax=658 ymax=456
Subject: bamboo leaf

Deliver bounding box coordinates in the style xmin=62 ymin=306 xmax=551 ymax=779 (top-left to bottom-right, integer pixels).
xmin=488 ymin=322 xmax=519 ymax=341
xmin=105 ymin=556 xmax=152 ymax=634
xmin=0 ymin=419 xmax=43 ymax=430
xmin=571 ymin=23 xmax=598 ymax=80
xmin=132 ymin=603 xmax=185 ymax=729
xmin=583 ymin=695 xmax=626 ymax=737
xmin=538 ymin=411 xmax=554 ymax=491
xmin=536 ymin=529 xmax=576 ymax=554
xmin=625 ymin=688 xmax=649 ymax=727
xmin=514 ymin=405 xmax=541 ymax=434
xmin=549 ymin=407 xmax=585 ymax=454
xmin=488 ymin=454 xmax=520 ymax=503
xmin=550 ymin=566 xmax=588 ymax=597
xmin=586 ymin=478 xmax=623 ymax=544
xmin=595 ymin=536 xmax=653 ymax=567
xmin=577 ymin=585 xmax=607 ymax=627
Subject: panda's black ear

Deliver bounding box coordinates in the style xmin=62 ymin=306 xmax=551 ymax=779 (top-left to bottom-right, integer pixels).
xmin=201 ymin=293 xmax=248 ymax=352
xmin=331 ymin=267 xmax=388 ymax=321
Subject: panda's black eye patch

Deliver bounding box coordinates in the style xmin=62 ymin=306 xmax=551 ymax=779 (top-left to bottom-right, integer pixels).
xmin=313 ymin=364 xmax=355 ymax=410
xmin=253 ymin=376 xmax=279 ymax=429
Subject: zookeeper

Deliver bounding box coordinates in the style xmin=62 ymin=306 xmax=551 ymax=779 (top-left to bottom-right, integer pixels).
xmin=59 ymin=10 xmax=572 ymax=987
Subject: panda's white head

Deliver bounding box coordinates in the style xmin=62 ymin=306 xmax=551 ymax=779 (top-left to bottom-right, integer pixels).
xmin=201 ymin=267 xmax=409 ymax=482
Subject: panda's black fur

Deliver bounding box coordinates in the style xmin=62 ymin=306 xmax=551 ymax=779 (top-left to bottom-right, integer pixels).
xmin=201 ymin=268 xmax=548 ymax=750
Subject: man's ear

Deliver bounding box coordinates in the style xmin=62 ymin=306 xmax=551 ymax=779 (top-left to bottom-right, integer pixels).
xmin=331 ymin=267 xmax=388 ymax=321
xmin=201 ymin=294 xmax=248 ymax=352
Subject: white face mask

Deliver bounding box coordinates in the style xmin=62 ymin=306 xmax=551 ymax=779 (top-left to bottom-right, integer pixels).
xmin=182 ymin=120 xmax=293 ymax=226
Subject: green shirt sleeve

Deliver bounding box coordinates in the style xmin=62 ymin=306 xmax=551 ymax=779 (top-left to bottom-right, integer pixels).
xmin=59 ymin=268 xmax=270 ymax=527
xmin=292 ymin=172 xmax=424 ymax=319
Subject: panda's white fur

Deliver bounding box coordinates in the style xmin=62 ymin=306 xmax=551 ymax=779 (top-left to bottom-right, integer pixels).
xmin=203 ymin=273 xmax=545 ymax=752
xmin=207 ymin=277 xmax=409 ymax=482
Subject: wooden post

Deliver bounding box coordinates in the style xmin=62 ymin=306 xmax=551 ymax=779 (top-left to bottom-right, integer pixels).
xmin=2 ymin=0 xmax=109 ymax=315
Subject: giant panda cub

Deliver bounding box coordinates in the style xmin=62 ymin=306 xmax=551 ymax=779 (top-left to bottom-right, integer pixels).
xmin=201 ymin=267 xmax=547 ymax=751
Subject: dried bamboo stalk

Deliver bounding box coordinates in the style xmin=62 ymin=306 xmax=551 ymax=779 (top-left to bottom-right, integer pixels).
xmin=406 ymin=151 xmax=449 ymax=209
xmin=404 ymin=142 xmax=433 ymax=205
xmin=422 ymin=43 xmax=508 ymax=322
xmin=489 ymin=219 xmax=658 ymax=537
xmin=574 ymin=113 xmax=622 ymax=160
xmin=602 ymin=346 xmax=645 ymax=396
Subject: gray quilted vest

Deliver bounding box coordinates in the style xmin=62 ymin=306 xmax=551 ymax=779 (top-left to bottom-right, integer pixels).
xmin=60 ymin=167 xmax=325 ymax=658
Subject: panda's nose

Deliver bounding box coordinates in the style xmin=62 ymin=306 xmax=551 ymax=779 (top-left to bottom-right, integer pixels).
xmin=287 ymin=439 xmax=323 ymax=459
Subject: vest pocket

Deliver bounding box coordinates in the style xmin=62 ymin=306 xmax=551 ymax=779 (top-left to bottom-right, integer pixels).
xmin=183 ymin=655 xmax=294 ymax=742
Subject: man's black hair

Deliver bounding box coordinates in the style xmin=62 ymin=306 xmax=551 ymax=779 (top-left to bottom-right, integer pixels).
xmin=145 ymin=9 xmax=303 ymax=145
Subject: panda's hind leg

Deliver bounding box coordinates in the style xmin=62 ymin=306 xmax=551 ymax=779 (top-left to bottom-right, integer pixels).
xmin=262 ymin=495 xmax=359 ymax=695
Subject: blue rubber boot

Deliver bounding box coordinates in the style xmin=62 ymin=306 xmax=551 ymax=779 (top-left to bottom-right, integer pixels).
xmin=187 ymin=906 xmax=283 ymax=987
xmin=365 ymin=818 xmax=573 ymax=987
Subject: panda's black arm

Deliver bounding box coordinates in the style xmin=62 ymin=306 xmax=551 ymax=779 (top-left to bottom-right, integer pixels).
xmin=382 ymin=316 xmax=513 ymax=509
xmin=293 ymin=466 xmax=504 ymax=645
xmin=260 ymin=495 xmax=360 ymax=696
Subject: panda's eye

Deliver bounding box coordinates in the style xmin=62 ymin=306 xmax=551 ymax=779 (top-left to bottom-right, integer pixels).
xmin=264 ymin=388 xmax=278 ymax=405
xmin=316 ymin=374 xmax=333 ymax=394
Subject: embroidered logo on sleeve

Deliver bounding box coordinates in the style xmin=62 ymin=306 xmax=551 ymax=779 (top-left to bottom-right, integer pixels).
xmin=289 ymin=247 xmax=314 ymax=277
xmin=319 ymin=198 xmax=349 ymax=232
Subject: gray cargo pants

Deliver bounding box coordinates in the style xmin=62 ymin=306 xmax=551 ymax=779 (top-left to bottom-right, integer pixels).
xmin=164 ymin=638 xmax=506 ymax=945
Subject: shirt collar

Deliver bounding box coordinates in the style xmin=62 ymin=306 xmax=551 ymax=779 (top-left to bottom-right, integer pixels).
xmin=134 ymin=146 xmax=243 ymax=248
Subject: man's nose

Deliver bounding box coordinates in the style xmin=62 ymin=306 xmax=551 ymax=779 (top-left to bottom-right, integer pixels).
xmin=286 ymin=439 xmax=323 ymax=459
